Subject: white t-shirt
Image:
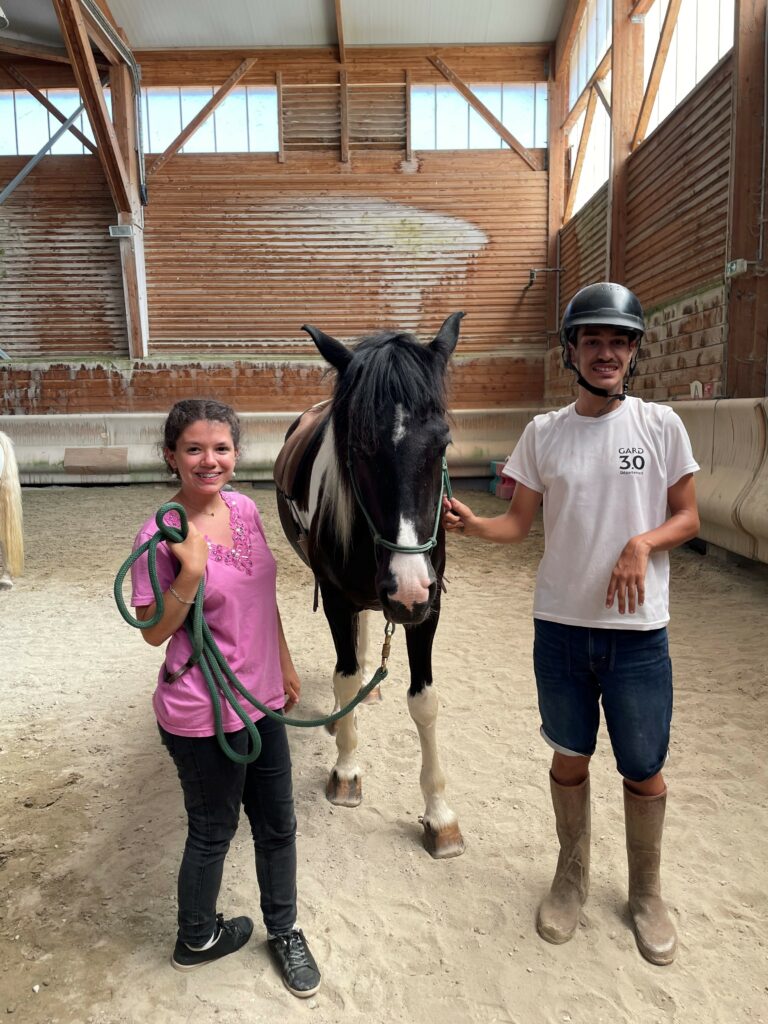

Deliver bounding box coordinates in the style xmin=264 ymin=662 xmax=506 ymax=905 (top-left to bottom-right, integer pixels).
xmin=503 ymin=397 xmax=699 ymax=630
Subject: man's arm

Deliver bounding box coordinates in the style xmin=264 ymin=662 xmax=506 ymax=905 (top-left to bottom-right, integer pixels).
xmin=606 ymin=473 xmax=700 ymax=614
xmin=442 ymin=482 xmax=542 ymax=544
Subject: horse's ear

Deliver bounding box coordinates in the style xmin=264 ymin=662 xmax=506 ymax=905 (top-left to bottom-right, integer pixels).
xmin=301 ymin=325 xmax=353 ymax=372
xmin=429 ymin=312 xmax=465 ymax=363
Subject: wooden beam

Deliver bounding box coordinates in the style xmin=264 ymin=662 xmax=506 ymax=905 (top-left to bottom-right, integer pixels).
xmin=594 ymin=78 xmax=611 ymax=117
xmin=555 ymin=0 xmax=590 ymax=80
xmin=147 ymin=58 xmax=256 ymax=176
xmin=110 ymin=32 xmax=149 ymax=358
xmin=335 ymin=0 xmax=346 ymax=65
xmin=564 ymin=88 xmax=598 ymax=221
xmin=0 ymin=62 xmax=97 ymax=153
xmin=726 ymin=0 xmax=768 ymax=397
xmin=0 ymin=39 xmax=72 ymax=64
xmin=630 ymin=0 xmax=657 ymax=16
xmin=81 ymin=4 xmax=123 ymax=65
xmin=428 ymin=55 xmax=539 ymax=170
xmin=52 ymin=0 xmax=131 ymax=212
xmin=609 ymin=0 xmax=644 ymax=282
xmin=562 ymin=48 xmax=612 ymax=133
xmin=547 ymin=55 xmax=568 ymax=337
xmin=339 ymin=68 xmax=349 ymax=162
xmin=276 ymin=70 xmax=285 ymax=163
xmin=405 ymin=70 xmax=413 ymax=161
xmin=631 ymin=0 xmax=682 ymax=149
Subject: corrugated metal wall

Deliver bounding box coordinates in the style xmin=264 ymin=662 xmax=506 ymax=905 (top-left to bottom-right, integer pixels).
xmin=548 ymin=55 xmax=733 ymax=404
xmin=0 ymin=158 xmax=128 ymax=358
xmin=143 ymin=150 xmax=548 ymax=355
xmin=624 ymin=54 xmax=732 ymax=307
xmin=558 ymin=182 xmax=609 ymax=316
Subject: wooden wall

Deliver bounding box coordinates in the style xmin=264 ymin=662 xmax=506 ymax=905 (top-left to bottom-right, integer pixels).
xmin=0 ymin=158 xmax=127 ymax=357
xmin=546 ymin=54 xmax=733 ymax=405
xmin=143 ymin=150 xmax=547 ymax=355
xmin=0 ymin=45 xmax=550 ymax=414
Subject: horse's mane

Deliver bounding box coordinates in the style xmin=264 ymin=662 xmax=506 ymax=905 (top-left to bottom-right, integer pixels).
xmin=333 ymin=331 xmax=447 ymax=454
xmin=0 ymin=432 xmax=24 ymax=577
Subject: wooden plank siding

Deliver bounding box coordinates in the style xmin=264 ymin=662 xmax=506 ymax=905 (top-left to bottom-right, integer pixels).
xmin=546 ymin=183 xmax=609 ymax=402
xmin=623 ymin=54 xmax=732 ymax=306
xmin=142 ymin=150 xmax=549 ymax=356
xmin=0 ymin=157 xmax=128 ymax=357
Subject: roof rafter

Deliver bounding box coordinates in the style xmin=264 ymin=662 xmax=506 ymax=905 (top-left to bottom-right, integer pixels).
xmin=632 ymin=0 xmax=682 ymax=148
xmin=0 ymin=61 xmax=98 ymax=153
xmin=564 ymin=86 xmax=598 ymax=221
xmin=562 ymin=47 xmax=611 ymax=133
xmin=335 ymin=0 xmax=346 ymax=64
xmin=428 ymin=55 xmax=540 ymax=170
xmin=147 ymin=58 xmax=257 ymax=177
xmin=51 ymin=0 xmax=131 ymax=211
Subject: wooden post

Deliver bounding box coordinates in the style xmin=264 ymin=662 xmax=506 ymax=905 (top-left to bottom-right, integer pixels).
xmin=726 ymin=0 xmax=768 ymax=397
xmin=609 ymin=0 xmax=644 ymax=283
xmin=340 ymin=69 xmax=350 ymax=163
xmin=111 ymin=43 xmax=149 ymax=358
xmin=547 ymin=46 xmax=568 ymax=372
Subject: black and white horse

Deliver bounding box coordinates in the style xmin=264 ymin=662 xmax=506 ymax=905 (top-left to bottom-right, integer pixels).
xmin=276 ymin=314 xmax=465 ymax=858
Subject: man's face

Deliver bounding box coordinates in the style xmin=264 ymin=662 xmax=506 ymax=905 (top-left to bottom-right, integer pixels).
xmin=570 ymin=325 xmax=637 ymax=392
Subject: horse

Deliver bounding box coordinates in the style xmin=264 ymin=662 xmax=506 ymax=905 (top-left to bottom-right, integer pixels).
xmin=274 ymin=313 xmax=466 ymax=858
xmin=0 ymin=431 xmax=24 ymax=590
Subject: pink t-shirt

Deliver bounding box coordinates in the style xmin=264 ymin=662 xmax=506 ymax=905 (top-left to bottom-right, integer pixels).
xmin=130 ymin=491 xmax=286 ymax=737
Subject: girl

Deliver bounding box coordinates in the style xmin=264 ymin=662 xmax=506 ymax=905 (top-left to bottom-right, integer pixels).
xmin=130 ymin=399 xmax=320 ymax=998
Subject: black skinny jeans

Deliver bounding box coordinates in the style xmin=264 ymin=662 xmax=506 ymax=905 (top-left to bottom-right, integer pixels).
xmin=159 ymin=714 xmax=297 ymax=947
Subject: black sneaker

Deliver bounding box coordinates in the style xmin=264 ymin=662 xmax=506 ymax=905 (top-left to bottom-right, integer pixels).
xmin=267 ymin=928 xmax=321 ymax=998
xmin=171 ymin=913 xmax=253 ymax=972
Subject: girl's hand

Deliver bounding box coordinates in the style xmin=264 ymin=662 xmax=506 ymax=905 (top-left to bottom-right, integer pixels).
xmin=282 ymin=666 xmax=301 ymax=713
xmin=169 ymin=520 xmax=209 ymax=578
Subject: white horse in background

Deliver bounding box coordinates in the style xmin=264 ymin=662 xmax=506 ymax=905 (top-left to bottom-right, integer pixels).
xmin=0 ymin=431 xmax=24 ymax=590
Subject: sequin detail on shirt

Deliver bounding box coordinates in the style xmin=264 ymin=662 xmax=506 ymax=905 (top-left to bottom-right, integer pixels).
xmin=164 ymin=495 xmax=254 ymax=576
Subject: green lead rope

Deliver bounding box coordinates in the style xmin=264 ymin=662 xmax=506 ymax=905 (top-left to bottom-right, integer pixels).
xmin=113 ymin=502 xmax=390 ymax=765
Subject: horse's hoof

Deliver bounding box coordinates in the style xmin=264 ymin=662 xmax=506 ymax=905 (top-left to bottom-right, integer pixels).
xmin=361 ymin=684 xmax=382 ymax=705
xmin=422 ymin=820 xmax=465 ymax=859
xmin=326 ymin=770 xmax=362 ymax=807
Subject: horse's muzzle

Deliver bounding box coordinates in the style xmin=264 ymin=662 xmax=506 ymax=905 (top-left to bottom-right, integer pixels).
xmin=379 ymin=581 xmax=437 ymax=625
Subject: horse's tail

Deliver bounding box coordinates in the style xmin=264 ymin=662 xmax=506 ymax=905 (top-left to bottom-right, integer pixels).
xmin=0 ymin=432 xmax=24 ymax=578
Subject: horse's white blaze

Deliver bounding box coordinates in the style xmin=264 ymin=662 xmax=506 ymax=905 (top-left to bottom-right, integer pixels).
xmin=389 ymin=517 xmax=431 ymax=609
xmin=332 ymin=669 xmax=361 ymax=779
xmin=407 ymin=686 xmax=458 ymax=830
xmin=392 ymin=404 xmax=407 ymax=446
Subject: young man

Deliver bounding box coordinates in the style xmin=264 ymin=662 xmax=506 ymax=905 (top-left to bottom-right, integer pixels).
xmin=443 ymin=282 xmax=700 ymax=965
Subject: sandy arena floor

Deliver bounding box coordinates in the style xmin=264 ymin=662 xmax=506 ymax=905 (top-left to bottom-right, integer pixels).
xmin=0 ymin=483 xmax=766 ymax=1024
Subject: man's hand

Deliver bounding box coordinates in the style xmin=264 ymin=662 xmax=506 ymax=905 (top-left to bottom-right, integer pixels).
xmin=606 ymin=537 xmax=652 ymax=614
xmin=442 ymin=496 xmax=478 ymax=535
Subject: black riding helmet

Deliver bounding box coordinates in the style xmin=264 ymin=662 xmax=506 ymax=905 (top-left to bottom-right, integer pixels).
xmin=560 ymin=282 xmax=645 ymax=398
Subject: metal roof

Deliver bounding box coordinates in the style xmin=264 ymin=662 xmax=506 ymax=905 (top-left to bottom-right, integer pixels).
xmin=0 ymin=0 xmax=567 ymax=52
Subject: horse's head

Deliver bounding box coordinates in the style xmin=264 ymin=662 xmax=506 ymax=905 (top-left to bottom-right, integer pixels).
xmin=302 ymin=313 xmax=464 ymax=625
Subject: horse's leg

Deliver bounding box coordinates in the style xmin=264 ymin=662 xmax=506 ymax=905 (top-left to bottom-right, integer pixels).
xmin=0 ymin=541 xmax=12 ymax=590
xmin=358 ymin=611 xmax=382 ymax=704
xmin=405 ymin=608 xmax=465 ymax=859
xmin=321 ymin=584 xmax=363 ymax=807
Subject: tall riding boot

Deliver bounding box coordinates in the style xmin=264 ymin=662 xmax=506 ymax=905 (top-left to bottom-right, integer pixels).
xmin=624 ymin=783 xmax=678 ymax=965
xmin=537 ymin=774 xmax=590 ymax=944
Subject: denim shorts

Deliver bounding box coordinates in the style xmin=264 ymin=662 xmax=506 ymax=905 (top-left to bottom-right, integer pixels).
xmin=532 ymin=618 xmax=673 ymax=782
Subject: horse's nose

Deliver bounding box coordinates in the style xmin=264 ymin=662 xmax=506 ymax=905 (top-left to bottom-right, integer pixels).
xmin=384 ymin=551 xmax=434 ymax=612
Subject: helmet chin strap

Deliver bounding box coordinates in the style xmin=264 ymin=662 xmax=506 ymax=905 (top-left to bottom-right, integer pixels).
xmin=574 ymin=373 xmax=628 ymax=400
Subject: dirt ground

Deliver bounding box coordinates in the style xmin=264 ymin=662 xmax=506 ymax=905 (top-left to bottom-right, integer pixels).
xmin=0 ymin=483 xmax=766 ymax=1024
